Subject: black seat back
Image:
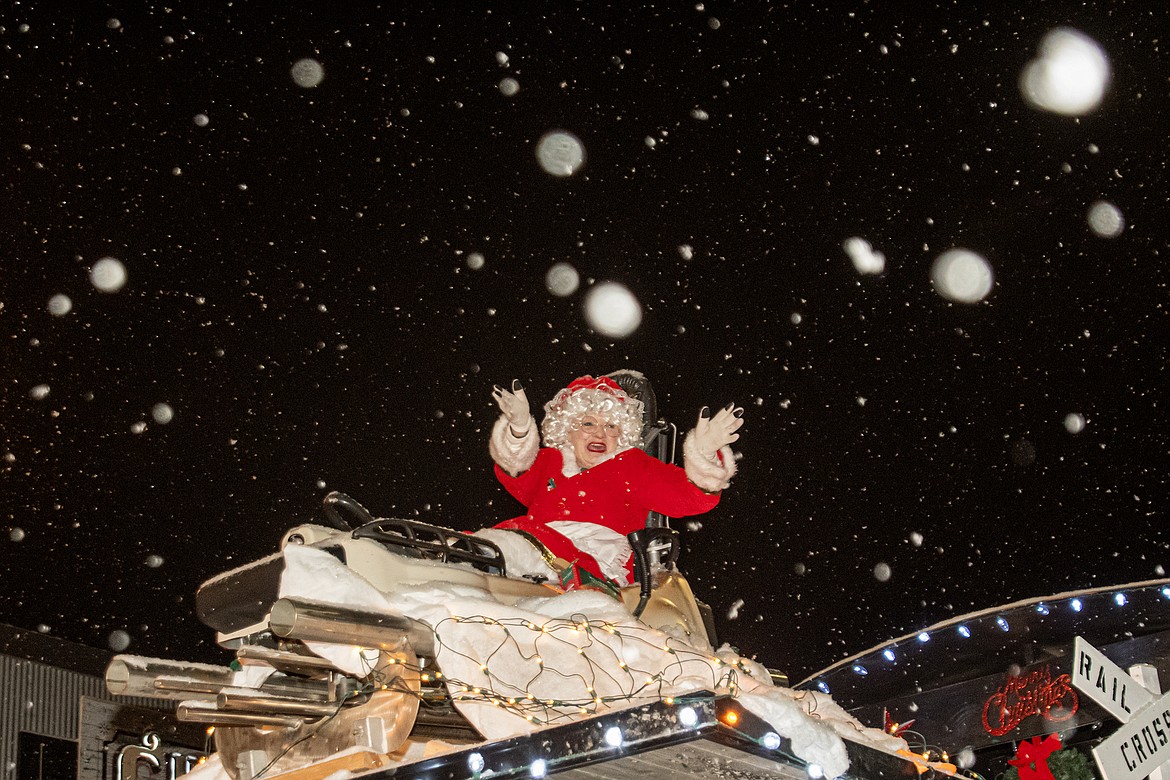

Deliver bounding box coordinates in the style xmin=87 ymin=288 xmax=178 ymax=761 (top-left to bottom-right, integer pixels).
xmin=606 ymin=369 xmax=677 ymax=531
xmin=605 ymin=369 xmax=680 ymax=549
xmin=606 ymin=371 xmax=715 ymax=640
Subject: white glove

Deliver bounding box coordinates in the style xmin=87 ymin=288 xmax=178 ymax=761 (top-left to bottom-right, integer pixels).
xmin=692 ymin=403 xmax=743 ymax=458
xmin=492 ymin=380 xmax=533 ymax=436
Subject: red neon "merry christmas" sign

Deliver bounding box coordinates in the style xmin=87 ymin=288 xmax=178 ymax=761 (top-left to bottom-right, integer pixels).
xmin=983 ymin=665 xmax=1080 ymax=737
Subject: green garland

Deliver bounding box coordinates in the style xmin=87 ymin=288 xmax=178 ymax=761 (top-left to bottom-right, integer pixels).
xmin=1003 ymin=746 xmax=1098 ymax=780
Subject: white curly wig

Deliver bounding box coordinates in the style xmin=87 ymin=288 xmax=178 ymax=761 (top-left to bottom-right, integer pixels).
xmin=541 ymin=376 xmax=645 ymax=451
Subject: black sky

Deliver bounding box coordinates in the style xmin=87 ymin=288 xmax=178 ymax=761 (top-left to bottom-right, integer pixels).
xmin=1 ymin=2 xmax=1167 ymax=683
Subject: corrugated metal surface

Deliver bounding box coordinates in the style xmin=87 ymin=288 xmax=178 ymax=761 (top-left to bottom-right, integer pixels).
xmin=0 ymin=651 xmax=165 ymax=780
xmin=0 ymin=653 xmax=106 ymax=779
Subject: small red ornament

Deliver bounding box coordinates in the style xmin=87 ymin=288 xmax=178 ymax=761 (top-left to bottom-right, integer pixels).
xmin=883 ymin=708 xmax=917 ymax=737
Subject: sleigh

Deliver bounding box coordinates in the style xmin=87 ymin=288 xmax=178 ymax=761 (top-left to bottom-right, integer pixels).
xmin=105 ymin=373 xmax=724 ymax=780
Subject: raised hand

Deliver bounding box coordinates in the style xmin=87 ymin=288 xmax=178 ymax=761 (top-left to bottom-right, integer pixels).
xmin=492 ymin=379 xmax=533 ymax=435
xmin=692 ymin=403 xmax=743 ymax=457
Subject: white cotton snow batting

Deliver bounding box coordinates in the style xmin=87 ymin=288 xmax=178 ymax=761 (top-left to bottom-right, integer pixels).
xmin=90 ymin=257 xmax=127 ymax=292
xmin=736 ymin=692 xmax=850 ymax=777
xmin=291 ymin=58 xmax=325 ymax=88
xmin=276 ymin=540 xmax=905 ymax=777
xmin=1087 ymin=201 xmax=1124 ymax=238
xmin=1020 ymin=28 xmax=1110 ymax=116
xmin=584 ymin=282 xmax=642 ymax=338
xmin=843 ymin=237 xmax=886 ymax=275
xmin=745 ymin=687 xmax=907 ymax=779
xmin=545 ymin=262 xmax=580 ymax=296
xmin=931 ymin=249 xmax=993 ymax=303
xmin=536 ymin=131 xmax=585 ymax=177
xmin=279 ymin=545 xmax=406 ymax=676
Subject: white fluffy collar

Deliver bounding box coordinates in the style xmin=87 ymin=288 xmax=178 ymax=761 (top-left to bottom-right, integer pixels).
xmin=557 ymin=445 xmax=632 ymax=478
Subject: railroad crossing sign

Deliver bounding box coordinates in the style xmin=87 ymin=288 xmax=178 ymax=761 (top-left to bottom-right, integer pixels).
xmin=1072 ymin=637 xmax=1167 ymax=780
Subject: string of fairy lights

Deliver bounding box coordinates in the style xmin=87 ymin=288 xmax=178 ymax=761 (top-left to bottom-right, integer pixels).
xmin=224 ymin=611 xmax=745 ymax=778
xmin=376 ymin=611 xmax=750 ymax=726
xmin=219 ymin=609 xmax=905 ymax=780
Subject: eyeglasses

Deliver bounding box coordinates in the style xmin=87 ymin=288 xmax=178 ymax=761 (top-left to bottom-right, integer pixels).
xmin=577 ymin=420 xmax=621 ymax=437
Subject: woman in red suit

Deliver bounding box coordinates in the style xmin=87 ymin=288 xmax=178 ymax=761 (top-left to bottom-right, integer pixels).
xmin=481 ymin=374 xmax=742 ymax=590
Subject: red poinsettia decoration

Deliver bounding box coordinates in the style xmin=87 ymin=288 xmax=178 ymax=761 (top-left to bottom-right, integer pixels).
xmin=883 ymin=708 xmax=917 ymax=737
xmin=1008 ymin=734 xmax=1063 ymax=780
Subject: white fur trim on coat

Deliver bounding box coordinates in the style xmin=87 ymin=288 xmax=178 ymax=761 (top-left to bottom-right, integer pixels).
xmin=557 ymin=444 xmax=631 ymax=478
xmin=683 ymin=429 xmax=738 ymax=493
xmin=558 ymin=445 xmax=584 ymax=478
xmin=472 ymin=528 xmax=558 ymax=581
xmin=490 ymin=414 xmax=540 ymax=476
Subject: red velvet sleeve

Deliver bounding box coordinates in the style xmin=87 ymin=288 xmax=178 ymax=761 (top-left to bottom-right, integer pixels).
xmin=630 ymin=450 xmax=720 ymax=518
xmin=494 ymin=448 xmax=557 ymax=508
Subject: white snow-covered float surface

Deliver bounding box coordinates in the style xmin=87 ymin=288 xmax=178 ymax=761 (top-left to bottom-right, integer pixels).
xmin=263 ymin=545 xmax=905 ymax=777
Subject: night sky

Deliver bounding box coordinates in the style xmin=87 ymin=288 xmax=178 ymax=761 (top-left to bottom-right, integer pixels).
xmin=2 ymin=2 xmax=1167 ymax=685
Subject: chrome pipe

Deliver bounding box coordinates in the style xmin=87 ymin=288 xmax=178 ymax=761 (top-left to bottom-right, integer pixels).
xmin=269 ymin=598 xmax=436 ymax=657
xmin=177 ymin=702 xmax=303 ymax=729
xmin=217 ymin=692 xmax=341 ymax=718
xmin=236 ymin=645 xmax=338 ymax=675
xmin=152 ymin=675 xmax=332 ymax=701
xmin=106 ymin=656 xmax=235 ymax=700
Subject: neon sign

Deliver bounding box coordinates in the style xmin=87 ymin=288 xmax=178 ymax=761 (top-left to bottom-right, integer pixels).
xmin=983 ymin=665 xmax=1079 ymax=736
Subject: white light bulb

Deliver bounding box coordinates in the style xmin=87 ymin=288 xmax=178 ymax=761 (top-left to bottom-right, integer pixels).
xmin=468 ymin=753 xmax=485 ymax=773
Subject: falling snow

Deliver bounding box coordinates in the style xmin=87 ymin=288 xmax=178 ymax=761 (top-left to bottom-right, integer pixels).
xmin=535 ymin=131 xmax=586 ymax=177
xmin=1019 ymin=28 xmax=1110 ymax=116
xmin=290 ymin=58 xmax=325 ymax=88
xmin=931 ymin=249 xmax=993 ymax=303
xmin=0 ymin=5 xmax=1165 ymax=731
xmin=584 ymin=282 xmax=642 ymax=338
xmin=89 ymin=257 xmax=128 ymax=292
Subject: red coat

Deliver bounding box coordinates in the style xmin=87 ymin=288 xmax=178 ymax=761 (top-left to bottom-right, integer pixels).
xmin=493 ymin=447 xmax=719 ymax=582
